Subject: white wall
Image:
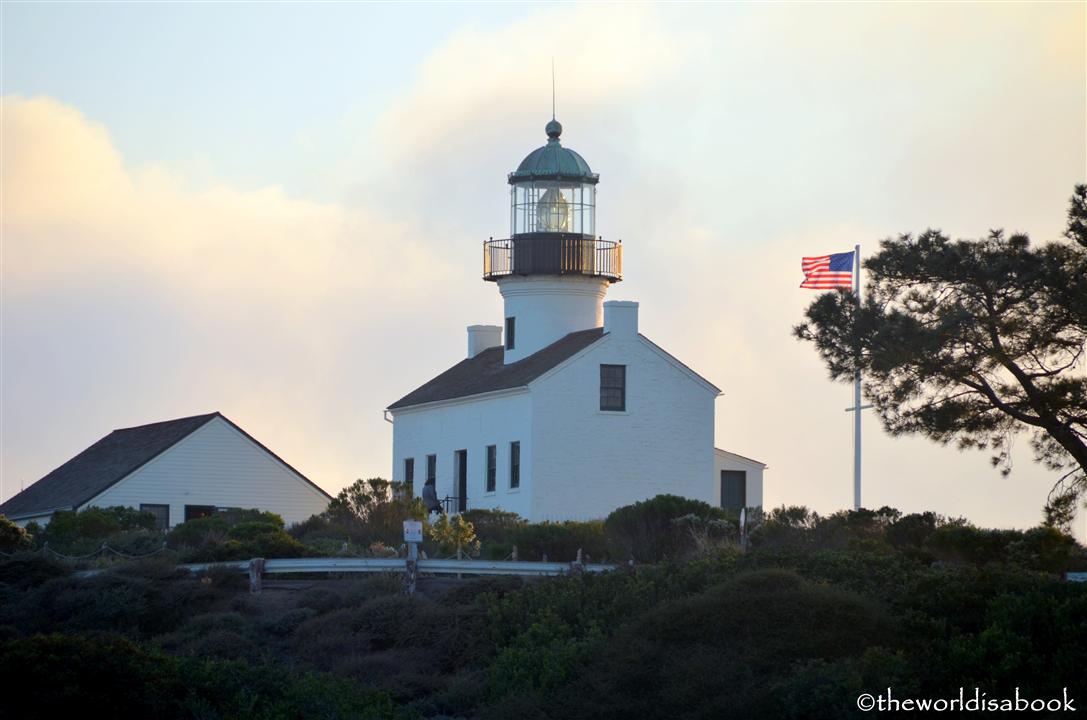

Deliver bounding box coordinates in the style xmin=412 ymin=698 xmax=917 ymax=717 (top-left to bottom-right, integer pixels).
xmin=497 ymin=275 xmax=608 ymax=362
xmin=11 ymin=512 xmax=56 ymax=529
xmin=390 ymin=390 xmax=534 ymax=518
xmin=529 ymin=334 xmax=719 ymax=521
xmin=713 ymin=449 xmax=765 ymax=509
xmin=86 ymin=416 xmax=330 ymax=527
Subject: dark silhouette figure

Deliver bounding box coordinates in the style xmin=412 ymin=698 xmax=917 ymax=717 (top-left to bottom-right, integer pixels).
xmin=422 ymin=477 xmax=443 ymax=516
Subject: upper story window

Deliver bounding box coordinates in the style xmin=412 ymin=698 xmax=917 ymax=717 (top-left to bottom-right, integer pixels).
xmin=510 ymin=441 xmax=521 ymax=489
xmin=486 ymin=445 xmax=497 ymax=493
xmin=600 ymin=364 xmax=626 ymax=411
xmin=506 ymin=317 xmax=516 ymax=350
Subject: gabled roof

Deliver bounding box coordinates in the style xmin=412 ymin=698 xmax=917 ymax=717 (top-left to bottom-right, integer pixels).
xmin=0 ymin=412 xmax=331 ymax=520
xmin=388 ymin=327 xmax=605 ymax=410
xmin=715 ymin=447 xmax=768 ymax=468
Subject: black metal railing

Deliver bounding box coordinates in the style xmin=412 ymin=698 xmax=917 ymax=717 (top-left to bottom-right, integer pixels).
xmin=484 ymin=234 xmax=622 ymax=282
xmin=440 ymin=496 xmax=465 ymax=514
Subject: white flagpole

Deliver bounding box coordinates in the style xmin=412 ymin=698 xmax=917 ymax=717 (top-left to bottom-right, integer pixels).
xmin=852 ymin=243 xmax=862 ymax=510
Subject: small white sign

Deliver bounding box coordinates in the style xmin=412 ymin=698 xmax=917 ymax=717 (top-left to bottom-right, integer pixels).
xmin=403 ymin=520 xmax=423 ymax=543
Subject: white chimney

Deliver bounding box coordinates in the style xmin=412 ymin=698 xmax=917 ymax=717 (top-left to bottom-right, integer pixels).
xmin=467 ymin=325 xmax=503 ymax=358
xmin=603 ymin=301 xmax=639 ymax=337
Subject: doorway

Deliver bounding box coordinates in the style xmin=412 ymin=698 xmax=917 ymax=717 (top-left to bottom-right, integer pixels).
xmin=455 ymin=449 xmax=468 ymax=512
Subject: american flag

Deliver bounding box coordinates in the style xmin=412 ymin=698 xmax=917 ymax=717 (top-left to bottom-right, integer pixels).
xmin=800 ymin=251 xmax=855 ymax=290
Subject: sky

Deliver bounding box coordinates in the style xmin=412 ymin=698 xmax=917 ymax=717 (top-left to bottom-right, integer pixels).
xmin=2 ymin=2 xmax=1085 ymax=536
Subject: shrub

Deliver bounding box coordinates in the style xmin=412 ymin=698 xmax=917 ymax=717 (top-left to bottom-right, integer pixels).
xmin=885 ymin=511 xmax=940 ymax=550
xmin=0 ymin=634 xmax=410 ymax=719
xmin=749 ymin=505 xmax=822 ymax=549
xmin=0 ymin=554 xmax=69 ymax=589
xmin=531 ymin=569 xmax=895 ymax=720
xmin=512 ymin=520 xmax=607 ymax=561
xmin=166 ymin=516 xmax=230 ymax=549
xmin=1006 ymin=525 xmax=1084 ymax=573
xmin=428 ymin=515 xmax=480 ymax=557
xmin=291 ymin=479 xmax=428 ymax=550
xmin=39 ymin=506 xmax=158 ymax=555
xmin=0 ymin=634 xmax=184 ymax=716
xmin=0 ymin=515 xmax=32 ymax=552
xmin=461 ymin=509 xmax=527 ymax=544
xmin=604 ymin=494 xmax=727 ymax=562
xmin=169 ymin=509 xmax=313 ymax=562
xmin=924 ymin=522 xmax=1022 ymax=565
xmin=155 ymin=612 xmax=262 ymax=661
xmin=228 ymin=520 xmax=284 ymax=542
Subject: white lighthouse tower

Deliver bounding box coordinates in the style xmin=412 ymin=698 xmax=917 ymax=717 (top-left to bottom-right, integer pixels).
xmin=483 ymin=118 xmax=622 ymax=362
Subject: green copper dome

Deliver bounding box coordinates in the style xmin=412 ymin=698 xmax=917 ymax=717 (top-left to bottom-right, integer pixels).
xmin=508 ymin=119 xmax=599 ymax=185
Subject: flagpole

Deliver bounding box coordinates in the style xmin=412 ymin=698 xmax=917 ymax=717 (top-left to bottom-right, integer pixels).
xmin=852 ymin=243 xmax=862 ymax=511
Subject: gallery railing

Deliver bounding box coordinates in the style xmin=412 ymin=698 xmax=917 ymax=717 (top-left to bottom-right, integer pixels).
xmin=484 ymin=235 xmax=622 ymax=282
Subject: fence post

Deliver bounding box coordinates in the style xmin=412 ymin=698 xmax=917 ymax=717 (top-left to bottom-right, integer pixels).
xmin=570 ymin=548 xmax=584 ymax=576
xmin=511 ymin=545 xmax=518 ymax=561
xmin=403 ymin=543 xmax=418 ymax=597
xmin=249 ymin=558 xmax=265 ymax=594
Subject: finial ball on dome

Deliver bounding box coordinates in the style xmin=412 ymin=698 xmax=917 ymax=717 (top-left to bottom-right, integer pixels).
xmin=545 ymin=119 xmax=563 ymax=140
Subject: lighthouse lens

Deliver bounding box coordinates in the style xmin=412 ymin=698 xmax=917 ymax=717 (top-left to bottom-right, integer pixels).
xmin=537 ymin=187 xmax=571 ymax=232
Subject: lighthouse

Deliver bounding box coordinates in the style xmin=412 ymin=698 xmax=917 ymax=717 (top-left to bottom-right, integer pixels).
xmin=386 ymin=118 xmax=765 ymax=521
xmin=483 ymin=119 xmax=621 ymax=363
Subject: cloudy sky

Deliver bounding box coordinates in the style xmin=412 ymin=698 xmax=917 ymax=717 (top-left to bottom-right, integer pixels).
xmin=3 ymin=2 xmax=1084 ymax=535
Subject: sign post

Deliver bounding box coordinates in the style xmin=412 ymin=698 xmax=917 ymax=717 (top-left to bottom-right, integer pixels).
xmin=403 ymin=520 xmax=423 ymax=596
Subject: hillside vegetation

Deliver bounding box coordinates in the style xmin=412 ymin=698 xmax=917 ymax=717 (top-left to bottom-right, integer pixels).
xmin=1 ymin=497 xmax=1085 ymax=719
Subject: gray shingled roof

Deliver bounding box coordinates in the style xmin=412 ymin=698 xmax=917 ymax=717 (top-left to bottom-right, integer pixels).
xmin=388 ymin=327 xmax=605 ymax=410
xmin=0 ymin=412 xmax=331 ymax=520
xmin=0 ymin=413 xmax=219 ymax=520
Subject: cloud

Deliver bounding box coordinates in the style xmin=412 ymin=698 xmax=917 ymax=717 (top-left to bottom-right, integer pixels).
xmin=2 ymin=95 xmax=459 ymax=493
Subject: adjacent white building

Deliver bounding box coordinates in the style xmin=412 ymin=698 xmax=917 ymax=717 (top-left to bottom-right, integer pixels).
xmin=0 ymin=412 xmax=332 ymax=529
xmin=387 ymin=119 xmax=765 ymax=521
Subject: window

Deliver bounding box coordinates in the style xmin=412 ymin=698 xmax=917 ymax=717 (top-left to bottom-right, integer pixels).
xmin=184 ymin=505 xmax=216 ymax=522
xmin=509 ymin=441 xmax=521 ymax=489
xmin=721 ymin=470 xmax=747 ymax=511
xmin=426 ymin=454 xmax=437 ymax=484
xmin=486 ymin=445 xmax=497 ymax=492
xmin=505 ymin=316 xmax=516 ymax=350
xmin=140 ymin=503 xmax=169 ymax=531
xmin=600 ymin=364 xmax=626 ymax=411
xmin=403 ymin=458 xmax=414 ymax=497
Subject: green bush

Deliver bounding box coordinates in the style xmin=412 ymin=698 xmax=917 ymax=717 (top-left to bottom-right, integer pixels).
xmin=511 ymin=520 xmax=607 ymax=561
xmin=604 ymin=494 xmax=727 ymax=562
xmin=166 ymin=516 xmax=230 ymax=549
xmin=0 ymin=515 xmax=32 ymax=552
xmin=1006 ymin=525 xmax=1085 ymax=573
xmin=168 ymin=508 xmax=312 ymax=562
xmin=39 ymin=506 xmax=158 ymax=555
xmin=0 ymin=554 xmax=69 ymax=589
xmin=0 ymin=634 xmax=411 ymax=719
xmin=461 ymin=509 xmax=527 ymax=543
xmin=294 ymin=478 xmax=428 ymax=549
xmin=0 ymin=634 xmax=185 ymax=716
xmin=924 ymin=522 xmax=1022 ymax=565
xmin=526 ymin=570 xmax=895 ymax=720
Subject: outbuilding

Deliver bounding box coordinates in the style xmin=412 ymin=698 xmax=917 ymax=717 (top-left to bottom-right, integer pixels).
xmin=0 ymin=412 xmax=332 ymax=529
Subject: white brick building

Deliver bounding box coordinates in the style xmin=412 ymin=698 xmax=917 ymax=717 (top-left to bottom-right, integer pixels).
xmin=386 ymin=119 xmax=765 ymax=521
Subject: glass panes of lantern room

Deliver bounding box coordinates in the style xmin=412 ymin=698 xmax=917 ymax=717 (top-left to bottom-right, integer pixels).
xmin=510 ymin=181 xmax=596 ymax=237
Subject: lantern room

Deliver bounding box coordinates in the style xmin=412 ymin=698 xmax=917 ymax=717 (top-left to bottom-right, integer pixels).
xmin=484 ymin=119 xmax=621 ymax=282
xmin=509 ymin=119 xmax=597 ymax=237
